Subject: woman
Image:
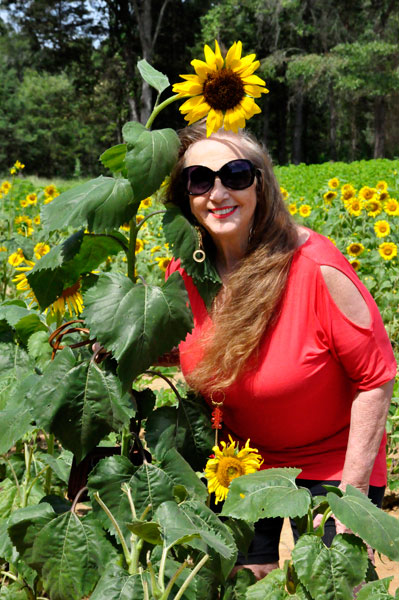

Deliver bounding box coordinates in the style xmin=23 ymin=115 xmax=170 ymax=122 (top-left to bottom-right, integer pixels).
xmin=165 ymin=122 xmax=396 ymax=579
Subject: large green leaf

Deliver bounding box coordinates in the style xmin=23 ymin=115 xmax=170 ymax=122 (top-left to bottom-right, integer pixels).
xmin=7 ymin=503 xmax=56 ymax=567
xmin=28 ymin=229 xmax=126 ymax=309
xmin=0 ymin=301 xmax=47 ymax=345
xmin=0 ymin=583 xmax=30 ymax=599
xmin=127 ymin=519 xmax=162 ymax=544
xmin=245 ymin=568 xmax=310 ymax=599
xmin=327 ymin=485 xmax=399 ymax=560
xmin=123 ymin=122 xmax=179 ymax=202
xmin=154 ymin=501 xmax=202 ymax=550
xmin=0 ymin=374 xmax=37 ymax=453
xmin=30 ymin=511 xmax=116 ymax=600
xmin=221 ymin=468 xmax=311 ymax=521
xmin=292 ymin=533 xmax=367 ymax=600
xmin=145 ymin=393 xmax=214 ymax=470
xmin=100 ymin=143 xmax=127 ymax=174
xmin=137 ymin=59 xmax=170 ymax=94
xmin=29 ymin=348 xmax=135 ymax=462
xmin=356 ymin=578 xmax=395 ymax=599
xmin=91 ymin=563 xmax=146 ymax=600
xmin=82 ymin=271 xmax=193 ymax=389
xmin=163 ymin=205 xmax=222 ymax=308
xmin=42 ymin=176 xmax=136 ymax=233
xmin=87 ymin=455 xmax=136 ymax=538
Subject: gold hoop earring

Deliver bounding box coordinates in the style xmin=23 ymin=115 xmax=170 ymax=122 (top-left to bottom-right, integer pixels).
xmin=193 ymin=226 xmax=206 ymax=263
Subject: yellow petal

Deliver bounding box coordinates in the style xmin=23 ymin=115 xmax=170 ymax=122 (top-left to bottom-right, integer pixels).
xmin=191 ymin=59 xmax=214 ymax=79
xmin=206 ymin=108 xmax=224 ymax=136
xmin=179 ymin=73 xmax=202 ymax=82
xmin=225 ymin=41 xmax=242 ymax=68
xmin=203 ymin=40 xmax=224 ymax=71
xmin=224 ymin=107 xmax=246 ymax=133
xmin=231 ymin=54 xmax=257 ymax=74
xmin=172 ymin=81 xmax=203 ymax=96
xmin=185 ymin=102 xmax=211 ymax=125
xmin=242 ymin=73 xmax=266 ymax=86
xmin=243 ymin=84 xmax=269 ymax=98
xmin=240 ymin=96 xmax=262 ymax=119
xmin=180 ymin=95 xmax=208 ymax=112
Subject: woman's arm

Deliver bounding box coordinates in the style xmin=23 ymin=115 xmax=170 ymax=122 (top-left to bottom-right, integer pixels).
xmin=340 ymin=379 xmax=394 ymax=494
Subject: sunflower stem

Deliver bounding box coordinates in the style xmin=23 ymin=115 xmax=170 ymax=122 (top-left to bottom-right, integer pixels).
xmin=121 ymin=426 xmax=131 ymax=458
xmin=94 ymin=492 xmax=132 ymax=569
xmin=44 ymin=433 xmax=54 ymax=495
xmin=158 ymin=546 xmax=169 ymax=591
xmin=145 ymin=94 xmax=181 ymax=130
xmin=173 ymin=554 xmax=210 ymax=600
xmin=127 ymin=217 xmax=138 ymax=283
xmin=136 ymin=210 xmax=166 ymax=233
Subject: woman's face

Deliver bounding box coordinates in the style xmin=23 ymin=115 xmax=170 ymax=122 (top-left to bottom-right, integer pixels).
xmin=183 ymin=135 xmax=257 ymax=249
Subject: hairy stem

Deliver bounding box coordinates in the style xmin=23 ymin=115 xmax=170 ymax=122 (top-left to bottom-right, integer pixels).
xmin=145 ymin=94 xmax=181 ymax=130
xmin=127 ymin=217 xmax=138 ymax=283
xmin=44 ymin=433 xmax=54 ymax=495
xmin=173 ymin=554 xmax=210 ymax=600
xmin=161 ymin=561 xmax=188 ymax=600
xmin=158 ymin=546 xmax=169 ymax=591
xmin=136 ymin=210 xmax=167 ymax=233
xmin=94 ymin=492 xmax=131 ymax=569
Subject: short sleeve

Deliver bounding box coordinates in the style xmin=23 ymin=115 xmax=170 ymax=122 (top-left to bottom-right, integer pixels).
xmin=314 ymin=266 xmax=397 ymax=390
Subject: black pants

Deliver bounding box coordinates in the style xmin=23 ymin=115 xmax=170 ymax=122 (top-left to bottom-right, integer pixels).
xmin=235 ymin=479 xmax=385 ymax=565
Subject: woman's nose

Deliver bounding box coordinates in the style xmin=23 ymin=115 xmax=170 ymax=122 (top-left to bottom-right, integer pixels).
xmin=208 ymin=177 xmax=229 ymax=200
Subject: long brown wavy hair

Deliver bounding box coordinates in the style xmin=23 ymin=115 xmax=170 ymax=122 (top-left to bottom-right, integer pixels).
xmin=167 ymin=123 xmax=299 ymax=393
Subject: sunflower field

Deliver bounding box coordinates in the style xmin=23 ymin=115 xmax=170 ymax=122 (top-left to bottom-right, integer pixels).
xmin=1 ymin=56 xmax=399 ymax=600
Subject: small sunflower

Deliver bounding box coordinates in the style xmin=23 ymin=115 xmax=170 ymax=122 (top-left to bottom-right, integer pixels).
xmin=299 ymin=204 xmax=312 ymax=217
xmin=1 ymin=181 xmax=11 ymax=194
xmin=341 ymin=185 xmax=356 ymax=203
xmin=328 ymin=178 xmax=339 ymax=189
xmin=33 ymin=215 xmax=41 ymax=225
xmin=18 ymin=225 xmax=34 ymax=237
xmin=173 ymin=40 xmax=268 ymax=137
xmin=288 ymin=203 xmax=297 ymax=215
xmin=345 ymin=198 xmax=362 ymax=216
xmin=384 ymin=198 xmax=399 ymax=216
xmin=150 ymin=245 xmax=162 ymax=254
xmin=347 ymin=242 xmax=365 ymax=257
xmin=34 ymin=242 xmax=50 ymax=259
xmin=376 ymin=180 xmax=388 ymax=192
xmin=374 ymin=220 xmax=390 ymax=238
xmin=365 ymin=198 xmax=382 ymax=217
xmin=140 ymin=197 xmax=152 ymax=209
xmin=328 ymin=237 xmax=336 ymax=246
xmin=378 ymin=242 xmax=397 ymax=261
xmin=156 ymin=256 xmax=172 ymax=272
xmin=359 ymin=186 xmax=377 ymax=202
xmin=8 ymin=249 xmax=25 ymax=267
xmin=26 ymin=193 xmax=38 ymax=206
xmin=323 ymin=191 xmax=337 ymax=204
xmin=135 ymin=239 xmax=144 ymax=253
xmin=204 ymin=436 xmax=263 ymax=504
xmin=280 ymin=187 xmax=289 ymax=200
xmin=44 ymin=184 xmax=59 ymax=199
xmin=20 ymin=199 xmax=29 ymax=208
xmin=14 ymin=160 xmax=25 ymax=170
xmin=350 ymin=259 xmax=361 ymax=271
xmin=378 ymin=190 xmax=390 ymax=203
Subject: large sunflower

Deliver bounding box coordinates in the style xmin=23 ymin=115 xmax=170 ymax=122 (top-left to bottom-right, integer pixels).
xmin=13 ymin=258 xmax=83 ymax=317
xmin=173 ymin=41 xmax=268 ymax=137
xmin=204 ymin=436 xmax=263 ymax=504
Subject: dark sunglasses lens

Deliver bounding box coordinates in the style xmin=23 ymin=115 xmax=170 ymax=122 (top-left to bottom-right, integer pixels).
xmin=185 ymin=166 xmax=214 ymax=195
xmin=221 ymin=160 xmax=254 ymax=189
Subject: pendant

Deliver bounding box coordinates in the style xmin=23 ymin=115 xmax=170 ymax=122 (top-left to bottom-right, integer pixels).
xmin=210 ymin=391 xmax=225 ymax=446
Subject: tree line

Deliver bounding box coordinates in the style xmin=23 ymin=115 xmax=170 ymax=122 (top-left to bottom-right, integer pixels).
xmin=0 ymin=0 xmax=398 ymax=177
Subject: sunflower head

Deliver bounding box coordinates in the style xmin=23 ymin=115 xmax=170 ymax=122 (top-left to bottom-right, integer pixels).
xmin=204 ymin=436 xmax=263 ymax=504
xmin=347 ymin=242 xmax=365 ymax=257
xmin=378 ymin=242 xmax=397 ymax=261
xmin=299 ymin=204 xmax=312 ymax=217
xmin=173 ymin=40 xmax=268 ymax=137
xmin=374 ymin=220 xmax=390 ymax=238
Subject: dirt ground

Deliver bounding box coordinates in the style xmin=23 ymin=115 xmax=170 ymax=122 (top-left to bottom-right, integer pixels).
xmin=278 ymin=508 xmax=399 ymax=594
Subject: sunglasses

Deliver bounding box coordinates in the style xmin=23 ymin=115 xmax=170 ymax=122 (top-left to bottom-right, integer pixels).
xmin=182 ymin=159 xmax=257 ymax=195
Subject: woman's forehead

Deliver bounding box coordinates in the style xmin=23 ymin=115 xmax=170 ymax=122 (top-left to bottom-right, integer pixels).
xmin=184 ymin=135 xmax=249 ymax=169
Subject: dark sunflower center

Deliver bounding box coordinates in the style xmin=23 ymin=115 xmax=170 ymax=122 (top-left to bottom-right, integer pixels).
xmin=203 ymin=69 xmax=245 ymax=111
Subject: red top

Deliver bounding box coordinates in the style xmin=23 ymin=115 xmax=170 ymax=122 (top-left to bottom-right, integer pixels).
xmin=167 ymin=229 xmax=397 ymax=485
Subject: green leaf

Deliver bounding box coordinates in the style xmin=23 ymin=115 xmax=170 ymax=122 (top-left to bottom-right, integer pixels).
xmin=100 ymin=143 xmax=127 ymax=174
xmin=327 ymin=485 xmax=399 ymax=560
xmin=292 ymin=533 xmax=367 ymax=600
xmin=42 ymin=176 xmax=135 ymax=233
xmin=163 ymin=205 xmax=222 ymax=308
xmin=30 ymin=348 xmax=135 ymax=462
xmin=224 ymin=518 xmax=254 ymax=559
xmin=246 ymin=568 xmax=289 ymax=599
xmin=0 ymin=374 xmax=36 ymax=454
xmin=155 ymin=501 xmax=202 ymax=549
xmin=0 ymin=518 xmax=19 ymax=564
xmin=221 ymin=468 xmax=311 ymax=521
xmin=356 ymin=577 xmax=395 ymax=599
xmin=123 ymin=122 xmax=180 ymax=202
xmin=0 ymin=302 xmax=47 ymax=345
xmin=127 ymin=519 xmax=162 ymax=544
xmin=145 ymin=392 xmax=213 ymax=470
xmin=91 ymin=563 xmax=146 ymax=600
xmin=39 ymin=451 xmax=73 ymax=484
xmin=0 ymin=479 xmax=21 ymax=518
xmin=87 ymin=455 xmax=136 ymax=538
xmin=159 ymin=448 xmax=208 ymax=502
xmin=30 ymin=511 xmax=116 ymax=600
xmin=82 ymin=271 xmax=193 ymax=389
xmin=7 ymin=503 xmax=56 ymax=567
xmin=28 ymin=230 xmax=125 ymax=309
xmin=137 ymin=59 xmax=170 ymax=94
xmin=27 ymin=330 xmax=52 ymax=366
xmin=0 ymin=583 xmax=30 ymax=599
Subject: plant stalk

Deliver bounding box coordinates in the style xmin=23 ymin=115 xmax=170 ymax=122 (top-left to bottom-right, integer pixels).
xmin=94 ymin=492 xmax=131 ymax=569
xmin=160 ymin=561 xmax=188 ymax=600
xmin=145 ymin=94 xmax=181 ymax=130
xmin=44 ymin=433 xmax=54 ymax=495
xmin=173 ymin=554 xmax=210 ymax=600
xmin=127 ymin=217 xmax=138 ymax=283
xmin=158 ymin=546 xmax=169 ymax=591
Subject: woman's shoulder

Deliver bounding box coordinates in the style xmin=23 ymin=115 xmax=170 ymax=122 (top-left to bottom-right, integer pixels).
xmin=296 ymin=228 xmax=352 ymax=271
